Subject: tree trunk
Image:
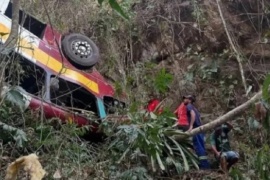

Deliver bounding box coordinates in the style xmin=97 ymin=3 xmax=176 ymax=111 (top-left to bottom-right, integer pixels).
xmin=0 ymin=0 xmax=20 ymax=54
xmin=176 ymin=91 xmax=262 ymax=140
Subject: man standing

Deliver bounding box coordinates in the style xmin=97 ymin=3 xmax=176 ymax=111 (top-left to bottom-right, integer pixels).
xmin=184 ymin=95 xmax=210 ymax=169
xmin=210 ymin=122 xmax=239 ymax=173
xmin=174 ymin=97 xmax=189 ymax=131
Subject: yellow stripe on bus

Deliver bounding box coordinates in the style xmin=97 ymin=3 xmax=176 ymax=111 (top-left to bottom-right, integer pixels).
xmin=0 ymin=23 xmax=99 ymax=94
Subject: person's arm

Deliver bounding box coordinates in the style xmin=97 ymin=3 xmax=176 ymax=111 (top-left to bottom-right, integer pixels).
xmin=173 ymin=108 xmax=178 ymax=115
xmin=187 ymin=109 xmax=196 ymax=131
xmin=223 ymin=122 xmax=233 ymax=133
xmin=210 ymin=133 xmax=220 ymax=157
xmin=174 ymin=104 xmax=181 ymax=115
xmin=225 ymin=122 xmax=233 ymax=130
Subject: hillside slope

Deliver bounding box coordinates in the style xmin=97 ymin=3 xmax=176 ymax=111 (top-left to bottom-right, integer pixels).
xmin=1 ymin=0 xmax=270 ymax=179
xmin=34 ymin=0 xmax=270 ymax=117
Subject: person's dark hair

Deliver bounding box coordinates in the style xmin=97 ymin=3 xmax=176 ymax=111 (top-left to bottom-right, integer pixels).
xmin=183 ymin=95 xmax=196 ymax=103
xmin=191 ymin=95 xmax=196 ymax=103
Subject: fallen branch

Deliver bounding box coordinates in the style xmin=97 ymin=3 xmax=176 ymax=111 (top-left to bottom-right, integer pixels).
xmin=176 ymin=91 xmax=262 ymax=140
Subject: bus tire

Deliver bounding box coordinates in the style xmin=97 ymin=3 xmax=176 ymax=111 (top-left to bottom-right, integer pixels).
xmin=62 ymin=33 xmax=100 ymax=69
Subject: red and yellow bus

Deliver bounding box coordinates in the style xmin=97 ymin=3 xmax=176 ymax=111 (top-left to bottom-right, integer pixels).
xmin=0 ymin=0 xmax=125 ymax=128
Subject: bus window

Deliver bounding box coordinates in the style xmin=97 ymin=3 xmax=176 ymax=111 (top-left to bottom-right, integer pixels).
xmin=5 ymin=54 xmax=46 ymax=97
xmin=4 ymin=2 xmax=46 ymax=38
xmin=103 ymin=96 xmax=125 ymax=114
xmin=49 ymin=77 xmax=98 ymax=116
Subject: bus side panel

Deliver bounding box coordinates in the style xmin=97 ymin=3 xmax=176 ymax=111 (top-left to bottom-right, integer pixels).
xmin=28 ymin=97 xmax=96 ymax=128
xmin=0 ymin=0 xmax=9 ymax=14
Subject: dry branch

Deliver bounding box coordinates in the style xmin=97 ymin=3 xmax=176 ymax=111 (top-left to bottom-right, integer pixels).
xmin=216 ymin=0 xmax=248 ymax=93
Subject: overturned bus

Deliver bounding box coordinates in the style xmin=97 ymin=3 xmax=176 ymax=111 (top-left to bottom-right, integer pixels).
xmin=0 ymin=0 xmax=125 ymax=128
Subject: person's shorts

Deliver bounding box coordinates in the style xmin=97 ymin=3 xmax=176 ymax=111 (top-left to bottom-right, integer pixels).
xmin=221 ymin=151 xmax=239 ymax=162
xmin=178 ymin=125 xmax=189 ymax=132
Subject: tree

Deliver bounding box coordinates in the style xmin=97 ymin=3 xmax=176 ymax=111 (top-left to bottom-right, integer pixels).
xmin=0 ymin=0 xmax=20 ymax=54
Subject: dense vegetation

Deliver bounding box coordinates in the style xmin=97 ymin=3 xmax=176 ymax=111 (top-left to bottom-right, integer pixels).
xmin=1 ymin=0 xmax=270 ymax=179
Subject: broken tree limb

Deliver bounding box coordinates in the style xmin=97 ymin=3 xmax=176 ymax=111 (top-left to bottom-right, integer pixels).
xmin=176 ymin=91 xmax=262 ymax=140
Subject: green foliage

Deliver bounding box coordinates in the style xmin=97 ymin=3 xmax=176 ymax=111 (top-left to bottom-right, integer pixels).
xmin=0 ymin=105 xmax=101 ymax=179
xmin=0 ymin=122 xmax=27 ymax=147
xmin=114 ymin=81 xmax=124 ymax=97
xmin=247 ymin=117 xmax=260 ymax=130
xmin=191 ymin=0 xmax=207 ymax=26
xmin=136 ymin=65 xmax=174 ymax=96
xmin=185 ymin=56 xmax=220 ymax=83
xmin=200 ymin=63 xmax=218 ymax=80
xmin=98 ymin=0 xmax=129 ymax=19
xmin=0 ymin=87 xmax=28 ymax=147
xmin=124 ymin=62 xmax=173 ymax=101
xmin=229 ymin=167 xmax=245 ymax=180
xmin=3 ymin=86 xmax=28 ymax=111
xmin=117 ymin=167 xmax=151 ymax=180
xmin=26 ymin=121 xmax=99 ymax=178
xmin=103 ymin=111 xmax=199 ymax=176
xmin=254 ymin=145 xmax=270 ymax=180
xmin=153 ymin=68 xmax=173 ymax=94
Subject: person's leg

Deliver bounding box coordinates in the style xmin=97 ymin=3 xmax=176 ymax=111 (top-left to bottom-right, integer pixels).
xmin=226 ymin=151 xmax=239 ymax=170
xmin=178 ymin=126 xmax=194 ymax=149
xmin=220 ymin=155 xmax=228 ymax=173
xmin=192 ymin=134 xmax=210 ymax=169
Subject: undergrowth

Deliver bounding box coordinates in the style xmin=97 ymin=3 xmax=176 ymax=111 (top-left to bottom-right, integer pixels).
xmin=0 ymin=101 xmax=197 ymax=179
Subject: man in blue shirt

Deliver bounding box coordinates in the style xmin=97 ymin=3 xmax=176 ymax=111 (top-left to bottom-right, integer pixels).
xmin=183 ymin=95 xmax=210 ymax=169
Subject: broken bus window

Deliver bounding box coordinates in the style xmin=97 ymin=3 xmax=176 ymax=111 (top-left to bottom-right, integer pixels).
xmin=4 ymin=2 xmax=46 ymax=38
xmin=5 ymin=53 xmax=46 ymax=97
xmin=49 ymin=76 xmax=98 ymax=116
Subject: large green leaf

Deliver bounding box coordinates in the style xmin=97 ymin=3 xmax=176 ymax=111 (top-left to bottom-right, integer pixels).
xmin=156 ymin=151 xmax=165 ymax=170
xmin=117 ymin=147 xmax=130 ymax=164
xmin=164 ymin=140 xmax=173 ymax=155
xmin=173 ymin=162 xmax=183 ymax=174
xmin=4 ymin=86 xmax=27 ymax=111
xmin=0 ymin=122 xmax=27 ymax=147
xmin=108 ymin=0 xmax=129 ymax=20
xmin=179 ymin=143 xmax=199 ymax=169
xmin=169 ymin=137 xmax=189 ymax=171
xmin=151 ymin=155 xmax=156 ymax=172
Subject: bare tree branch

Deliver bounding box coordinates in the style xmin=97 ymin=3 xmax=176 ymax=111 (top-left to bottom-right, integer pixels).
xmin=0 ymin=0 xmax=20 ymax=54
xmin=216 ymin=0 xmax=248 ymax=94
